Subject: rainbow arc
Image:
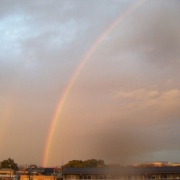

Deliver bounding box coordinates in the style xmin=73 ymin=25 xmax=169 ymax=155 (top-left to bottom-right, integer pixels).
xmin=43 ymin=0 xmax=145 ymax=166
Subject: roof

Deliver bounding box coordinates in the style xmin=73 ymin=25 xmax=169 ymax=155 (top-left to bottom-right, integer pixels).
xmin=63 ymin=167 xmax=180 ymax=175
xmin=0 ymin=168 xmax=12 ymax=171
xmin=27 ymin=168 xmax=44 ymax=173
xmin=26 ymin=168 xmax=54 ymax=175
xmin=0 ymin=168 xmax=15 ymax=173
xmin=44 ymin=168 xmax=54 ymax=175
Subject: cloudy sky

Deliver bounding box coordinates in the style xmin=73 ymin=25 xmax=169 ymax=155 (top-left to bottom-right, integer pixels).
xmin=0 ymin=0 xmax=180 ymax=167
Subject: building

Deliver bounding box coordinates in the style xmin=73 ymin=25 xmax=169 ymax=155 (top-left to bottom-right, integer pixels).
xmin=0 ymin=168 xmax=19 ymax=180
xmin=26 ymin=168 xmax=54 ymax=176
xmin=62 ymin=166 xmax=180 ymax=179
xmin=19 ymin=168 xmax=62 ymax=180
xmin=20 ymin=175 xmax=54 ymax=180
xmin=134 ymin=162 xmax=171 ymax=167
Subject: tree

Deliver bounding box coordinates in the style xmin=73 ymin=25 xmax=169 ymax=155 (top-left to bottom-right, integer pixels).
xmin=64 ymin=160 xmax=84 ymax=168
xmin=84 ymin=159 xmax=105 ymax=167
xmin=64 ymin=159 xmax=105 ymax=168
xmin=0 ymin=158 xmax=18 ymax=170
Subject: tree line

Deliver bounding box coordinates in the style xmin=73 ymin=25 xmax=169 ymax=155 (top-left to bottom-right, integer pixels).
xmin=63 ymin=159 xmax=105 ymax=168
xmin=1 ymin=158 xmax=123 ymax=170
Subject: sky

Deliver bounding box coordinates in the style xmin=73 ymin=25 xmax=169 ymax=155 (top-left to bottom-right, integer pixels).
xmin=0 ymin=0 xmax=180 ymax=167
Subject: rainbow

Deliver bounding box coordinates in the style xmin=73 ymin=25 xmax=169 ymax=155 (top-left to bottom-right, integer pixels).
xmin=0 ymin=78 xmax=21 ymax=149
xmin=0 ymin=98 xmax=14 ymax=145
xmin=43 ymin=0 xmax=145 ymax=166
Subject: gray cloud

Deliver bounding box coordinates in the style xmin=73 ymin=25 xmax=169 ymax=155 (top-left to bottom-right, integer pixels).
xmin=1 ymin=0 xmax=180 ymax=166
